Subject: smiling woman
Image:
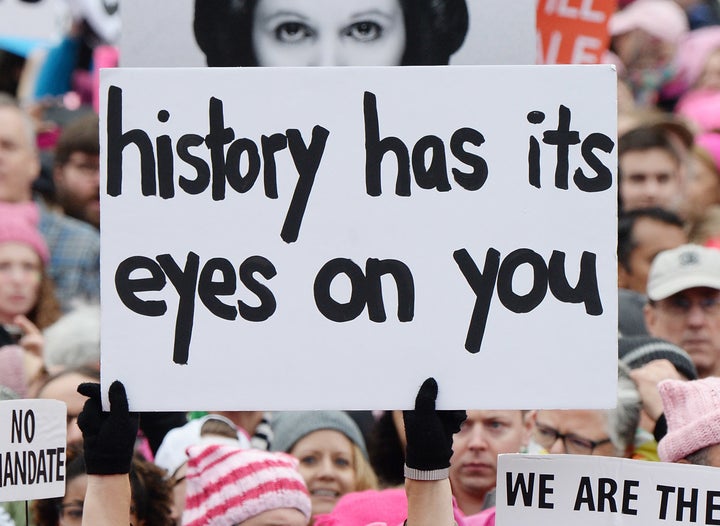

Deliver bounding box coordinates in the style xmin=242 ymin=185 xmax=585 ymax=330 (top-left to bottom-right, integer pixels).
xmin=194 ymin=0 xmax=469 ymax=66
xmin=270 ymin=411 xmax=378 ymax=517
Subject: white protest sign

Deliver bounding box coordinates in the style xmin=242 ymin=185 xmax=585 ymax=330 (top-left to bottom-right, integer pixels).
xmin=497 ymin=454 xmax=720 ymax=525
xmin=0 ymin=399 xmax=66 ymax=502
xmin=0 ymin=0 xmax=63 ymax=41
xmin=119 ymin=0 xmax=535 ymax=67
xmin=100 ymin=65 xmax=617 ymax=411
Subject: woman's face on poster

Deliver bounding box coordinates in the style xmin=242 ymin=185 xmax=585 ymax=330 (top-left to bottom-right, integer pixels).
xmin=251 ymin=0 xmax=406 ymax=67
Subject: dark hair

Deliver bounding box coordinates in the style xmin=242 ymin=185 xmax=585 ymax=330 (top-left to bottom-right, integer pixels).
xmin=617 ymin=207 xmax=684 ymax=273
xmin=618 ymin=125 xmax=681 ymax=167
xmin=130 ymin=455 xmax=174 ymax=526
xmin=194 ymin=0 xmax=469 ymax=66
xmin=367 ymin=411 xmax=405 ymax=488
xmin=54 ymin=112 xmax=100 ymax=167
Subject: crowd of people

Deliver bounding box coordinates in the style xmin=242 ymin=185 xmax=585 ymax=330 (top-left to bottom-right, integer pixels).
xmin=3 ymin=0 xmax=720 ymax=525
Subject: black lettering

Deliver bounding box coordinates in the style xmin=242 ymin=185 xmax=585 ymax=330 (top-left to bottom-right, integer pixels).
xmin=14 ymin=451 xmax=25 ymax=485
xmin=3 ymin=452 xmax=11 ymax=487
xmin=205 ymin=97 xmax=235 ymax=201
xmin=237 ymin=256 xmax=277 ymax=322
xmin=412 ymin=135 xmax=450 ymax=192
xmin=157 ymin=252 xmax=200 ymax=365
xmin=55 ymin=447 xmax=64 ymax=482
xmin=26 ymin=451 xmax=36 ymax=484
xmin=23 ymin=410 xmax=35 ymax=443
xmin=657 ymin=485 xmax=675 ymax=520
xmin=539 ymin=474 xmax=554 ymax=509
xmin=497 ymin=249 xmax=548 ymax=313
xmin=36 ymin=449 xmax=47 ymax=483
xmin=281 ymin=126 xmax=329 ymax=243
xmin=574 ymin=477 xmax=595 ymax=511
xmin=598 ymin=478 xmax=618 ymax=512
xmin=450 ymin=127 xmax=488 ymax=191
xmin=177 ymin=134 xmax=211 ymax=194
xmin=622 ymin=480 xmax=639 ymax=516
xmin=46 ymin=448 xmax=56 ymax=481
xmin=106 ymin=85 xmax=156 ymax=196
xmin=226 ymin=138 xmax=261 ymax=193
xmin=156 ymin=134 xmax=175 ymax=198
xmin=261 ymin=133 xmax=288 ymax=199
xmin=542 ymin=105 xmax=581 ymax=190
xmin=115 ymin=256 xmax=167 ymax=317
xmin=574 ymin=132 xmax=614 ymax=192
xmin=676 ymin=487 xmax=698 ymax=522
xmin=364 ymin=91 xmax=411 ymax=197
xmin=314 ymin=258 xmax=367 ymax=322
xmin=453 ymin=248 xmax=500 ymax=354
xmin=707 ymin=490 xmax=720 ymax=525
xmin=548 ymin=251 xmax=603 ymax=315
xmin=198 ymin=258 xmax=238 ymax=320
xmin=505 ymin=472 xmax=535 ymax=507
xmin=11 ymin=410 xmax=22 ymax=443
xmin=365 ymin=258 xmax=414 ymax=322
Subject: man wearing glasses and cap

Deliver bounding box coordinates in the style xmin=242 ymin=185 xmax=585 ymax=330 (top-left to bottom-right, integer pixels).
xmin=644 ymin=244 xmax=720 ymax=379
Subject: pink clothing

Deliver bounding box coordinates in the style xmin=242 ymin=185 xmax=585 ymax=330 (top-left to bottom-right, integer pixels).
xmin=460 ymin=507 xmax=496 ymax=526
xmin=313 ymin=488 xmax=496 ymax=526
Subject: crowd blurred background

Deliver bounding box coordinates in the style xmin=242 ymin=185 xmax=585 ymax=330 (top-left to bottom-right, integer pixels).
xmin=2 ymin=0 xmax=720 ymax=525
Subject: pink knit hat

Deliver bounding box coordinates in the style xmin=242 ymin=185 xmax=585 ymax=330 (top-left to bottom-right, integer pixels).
xmin=676 ymin=88 xmax=720 ymax=133
xmin=609 ymin=0 xmax=688 ymax=43
xmin=182 ymin=443 xmax=311 ymax=526
xmin=657 ymin=377 xmax=720 ymax=462
xmin=0 ymin=202 xmax=49 ymax=264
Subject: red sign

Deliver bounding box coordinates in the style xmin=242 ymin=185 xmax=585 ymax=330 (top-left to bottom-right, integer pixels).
xmin=537 ymin=0 xmax=617 ymax=64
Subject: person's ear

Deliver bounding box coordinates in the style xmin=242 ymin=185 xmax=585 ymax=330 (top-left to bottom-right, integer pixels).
xmin=643 ymin=303 xmax=657 ymax=334
xmin=676 ymin=458 xmax=690 ymax=465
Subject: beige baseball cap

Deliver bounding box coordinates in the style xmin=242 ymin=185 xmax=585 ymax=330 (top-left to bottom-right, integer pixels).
xmin=647 ymin=244 xmax=720 ymax=301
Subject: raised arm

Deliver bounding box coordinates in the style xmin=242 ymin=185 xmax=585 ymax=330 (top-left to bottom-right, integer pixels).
xmin=403 ymin=378 xmax=466 ymax=526
xmin=76 ymin=381 xmax=138 ymax=526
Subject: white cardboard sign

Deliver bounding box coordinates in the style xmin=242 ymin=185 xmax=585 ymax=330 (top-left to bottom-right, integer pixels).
xmin=0 ymin=0 xmax=63 ymax=41
xmin=100 ymin=65 xmax=617 ymax=411
xmin=497 ymin=454 xmax=720 ymax=525
xmin=119 ymin=0 xmax=536 ymax=67
xmin=0 ymin=399 xmax=66 ymax=502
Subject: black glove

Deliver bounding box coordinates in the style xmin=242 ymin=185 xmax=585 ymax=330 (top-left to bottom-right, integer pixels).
xmin=76 ymin=381 xmax=139 ymax=475
xmin=403 ymin=377 xmax=466 ymax=480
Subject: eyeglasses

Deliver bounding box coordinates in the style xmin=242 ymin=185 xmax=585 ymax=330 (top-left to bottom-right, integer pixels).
xmin=57 ymin=502 xmax=83 ymax=526
xmin=654 ymin=295 xmax=720 ymax=317
xmin=533 ymin=422 xmax=612 ymax=455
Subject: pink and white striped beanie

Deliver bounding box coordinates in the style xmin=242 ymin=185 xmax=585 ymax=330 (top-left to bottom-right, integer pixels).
xmin=182 ymin=443 xmax=311 ymax=526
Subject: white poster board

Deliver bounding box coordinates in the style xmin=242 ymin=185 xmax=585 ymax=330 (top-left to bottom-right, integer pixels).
xmin=119 ymin=0 xmax=536 ymax=67
xmin=0 ymin=0 xmax=63 ymax=41
xmin=497 ymin=454 xmax=720 ymax=525
xmin=100 ymin=65 xmax=617 ymax=411
xmin=0 ymin=399 xmax=66 ymax=502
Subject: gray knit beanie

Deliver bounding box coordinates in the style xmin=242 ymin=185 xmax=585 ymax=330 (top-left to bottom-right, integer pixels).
xmin=618 ymin=336 xmax=698 ymax=380
xmin=270 ymin=411 xmax=368 ymax=459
